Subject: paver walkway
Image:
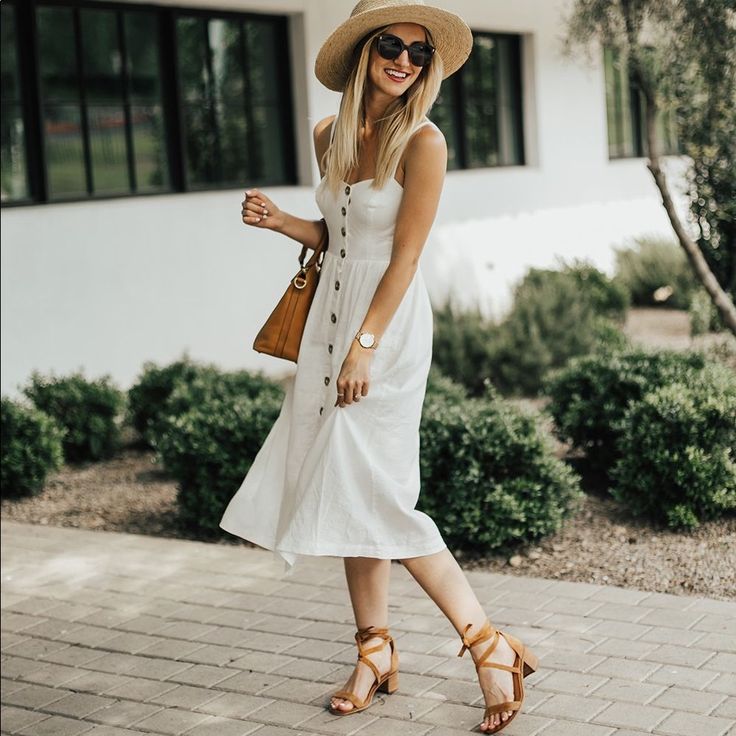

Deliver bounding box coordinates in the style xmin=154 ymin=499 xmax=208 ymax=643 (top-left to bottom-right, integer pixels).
xmin=1 ymin=520 xmax=734 ymax=736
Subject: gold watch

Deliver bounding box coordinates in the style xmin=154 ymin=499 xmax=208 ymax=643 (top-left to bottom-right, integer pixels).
xmin=355 ymin=330 xmax=378 ymax=349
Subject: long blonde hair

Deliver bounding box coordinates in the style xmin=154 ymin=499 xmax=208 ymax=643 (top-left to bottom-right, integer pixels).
xmin=321 ymin=24 xmax=445 ymax=196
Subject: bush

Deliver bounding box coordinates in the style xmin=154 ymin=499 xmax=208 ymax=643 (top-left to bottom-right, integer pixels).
xmin=153 ymin=388 xmax=284 ymax=537
xmin=128 ymin=355 xmax=283 ymax=446
xmin=22 ymin=371 xmax=125 ymax=463
xmin=689 ymin=288 xmax=725 ymax=336
xmin=543 ymin=348 xmax=709 ymax=475
xmin=432 ymin=260 xmax=629 ymax=398
xmin=614 ymin=236 xmax=698 ymax=309
xmin=1 ymin=398 xmax=65 ymax=498
xmin=610 ymin=363 xmax=736 ymax=530
xmin=418 ymin=379 xmax=583 ymax=553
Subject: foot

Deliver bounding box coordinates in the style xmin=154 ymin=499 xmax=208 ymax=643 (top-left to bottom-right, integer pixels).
xmin=329 ymin=635 xmax=393 ymax=712
xmin=466 ymin=626 xmax=517 ymax=732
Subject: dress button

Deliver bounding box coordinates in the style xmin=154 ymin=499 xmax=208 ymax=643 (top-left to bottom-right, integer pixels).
xmin=331 ymin=313 xmax=337 ymax=323
xmin=335 ymin=280 xmax=340 ymax=290
xmin=341 ymin=206 xmax=346 ymax=216
xmin=340 ymin=248 xmax=346 ymax=258
xmin=341 ymin=226 xmax=346 ymax=236
xmin=345 ymin=185 xmax=351 ymax=195
xmin=319 ymin=406 xmax=324 ymax=415
xmin=328 ymin=344 xmax=333 ymax=353
xmin=324 ymin=376 xmax=330 ymax=386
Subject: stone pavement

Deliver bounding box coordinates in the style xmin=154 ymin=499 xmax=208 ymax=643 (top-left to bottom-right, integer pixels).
xmin=1 ymin=520 xmax=735 ymax=736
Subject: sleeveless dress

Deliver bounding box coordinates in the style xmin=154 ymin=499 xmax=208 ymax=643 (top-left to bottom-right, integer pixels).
xmin=219 ymin=119 xmax=448 ymax=575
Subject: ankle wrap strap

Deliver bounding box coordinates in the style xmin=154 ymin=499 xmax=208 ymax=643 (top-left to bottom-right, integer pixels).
xmin=355 ymin=625 xmax=392 ymax=655
xmin=457 ymin=619 xmax=497 ymax=658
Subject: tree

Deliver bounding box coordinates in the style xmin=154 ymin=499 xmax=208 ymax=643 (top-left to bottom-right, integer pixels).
xmin=562 ymin=0 xmax=736 ymax=335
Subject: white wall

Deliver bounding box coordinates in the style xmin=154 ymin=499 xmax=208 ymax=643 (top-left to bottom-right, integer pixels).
xmin=1 ymin=0 xmax=693 ymax=397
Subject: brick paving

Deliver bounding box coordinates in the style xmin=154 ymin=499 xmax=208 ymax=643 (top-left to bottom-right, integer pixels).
xmin=1 ymin=519 xmax=734 ymax=736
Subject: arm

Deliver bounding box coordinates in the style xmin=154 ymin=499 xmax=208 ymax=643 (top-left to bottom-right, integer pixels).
xmin=240 ymin=115 xmax=336 ymax=251
xmin=335 ymin=125 xmax=447 ymax=407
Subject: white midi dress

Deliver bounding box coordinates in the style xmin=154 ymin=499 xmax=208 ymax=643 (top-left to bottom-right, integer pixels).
xmin=219 ymin=120 xmax=448 ymax=575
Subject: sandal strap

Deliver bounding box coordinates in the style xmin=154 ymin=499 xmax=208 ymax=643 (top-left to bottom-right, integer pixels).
xmin=457 ymin=619 xmax=497 ymax=658
xmin=478 ymin=660 xmax=521 ymax=673
xmin=358 ymin=653 xmax=381 ymax=680
xmin=485 ymin=700 xmax=522 ymax=715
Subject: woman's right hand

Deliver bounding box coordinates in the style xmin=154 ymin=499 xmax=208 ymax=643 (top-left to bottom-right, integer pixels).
xmin=241 ymin=189 xmax=286 ymax=231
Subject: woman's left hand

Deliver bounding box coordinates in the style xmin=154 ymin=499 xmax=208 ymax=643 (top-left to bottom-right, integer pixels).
xmin=335 ymin=343 xmax=374 ymax=408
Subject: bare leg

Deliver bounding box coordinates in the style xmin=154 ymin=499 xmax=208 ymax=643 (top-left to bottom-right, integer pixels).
xmin=400 ymin=547 xmax=517 ymax=732
xmin=330 ymin=556 xmax=394 ymax=712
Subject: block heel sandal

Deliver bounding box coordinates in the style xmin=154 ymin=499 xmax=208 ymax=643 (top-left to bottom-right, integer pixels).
xmin=457 ymin=618 xmax=539 ymax=733
xmin=328 ymin=625 xmax=399 ymax=715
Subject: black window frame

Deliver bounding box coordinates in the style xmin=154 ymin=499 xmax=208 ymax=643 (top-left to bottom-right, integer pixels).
xmin=429 ymin=30 xmax=525 ymax=170
xmin=1 ymin=0 xmax=297 ymax=207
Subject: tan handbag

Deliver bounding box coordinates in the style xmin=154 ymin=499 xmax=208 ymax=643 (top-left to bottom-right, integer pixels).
xmin=252 ymin=218 xmax=329 ymax=362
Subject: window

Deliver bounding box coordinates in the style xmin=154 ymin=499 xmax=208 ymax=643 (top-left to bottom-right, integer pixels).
xmin=429 ymin=32 xmax=524 ymax=170
xmin=1 ymin=1 xmax=295 ymax=205
xmin=604 ymin=46 xmax=680 ymax=159
xmin=1 ymin=2 xmax=30 ymax=202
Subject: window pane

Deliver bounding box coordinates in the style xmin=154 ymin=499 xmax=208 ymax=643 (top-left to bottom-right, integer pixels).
xmin=81 ymin=8 xmax=123 ymax=103
xmin=88 ymin=105 xmax=129 ymax=194
xmin=177 ymin=16 xmax=210 ymax=104
xmin=463 ymin=35 xmax=499 ymax=167
xmin=131 ymin=104 xmax=169 ymax=192
xmin=44 ymin=104 xmax=87 ymax=197
xmin=1 ymin=4 xmax=30 ymax=202
xmin=496 ymin=35 xmax=523 ymax=165
xmin=244 ymin=20 xmax=280 ymax=104
xmin=182 ymin=102 xmax=218 ymax=186
xmin=125 ymin=12 xmax=162 ymax=100
xmin=210 ymin=18 xmax=245 ymax=102
xmin=37 ymin=6 xmax=80 ymax=102
xmin=251 ymin=105 xmax=289 ymax=184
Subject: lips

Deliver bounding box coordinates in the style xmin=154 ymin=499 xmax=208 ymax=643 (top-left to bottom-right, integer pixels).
xmin=384 ymin=68 xmax=410 ymax=83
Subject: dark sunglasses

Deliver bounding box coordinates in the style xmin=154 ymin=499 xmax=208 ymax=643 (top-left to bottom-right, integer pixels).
xmin=375 ymin=33 xmax=435 ymax=67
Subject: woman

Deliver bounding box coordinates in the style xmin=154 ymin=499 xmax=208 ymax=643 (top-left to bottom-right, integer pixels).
xmin=219 ymin=1 xmax=539 ymax=732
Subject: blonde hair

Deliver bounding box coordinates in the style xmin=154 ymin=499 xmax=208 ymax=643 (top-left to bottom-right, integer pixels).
xmin=321 ymin=24 xmax=444 ymax=196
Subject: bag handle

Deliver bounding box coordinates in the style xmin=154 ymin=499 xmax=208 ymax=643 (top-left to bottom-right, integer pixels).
xmin=293 ymin=218 xmax=328 ymax=290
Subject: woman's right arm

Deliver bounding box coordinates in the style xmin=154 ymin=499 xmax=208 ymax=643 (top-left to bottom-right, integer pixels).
xmin=240 ymin=114 xmax=335 ymax=251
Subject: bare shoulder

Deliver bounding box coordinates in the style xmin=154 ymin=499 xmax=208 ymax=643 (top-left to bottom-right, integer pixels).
xmin=404 ymin=120 xmax=447 ymax=176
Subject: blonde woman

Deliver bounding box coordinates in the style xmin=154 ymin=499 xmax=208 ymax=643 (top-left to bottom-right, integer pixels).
xmin=219 ymin=1 xmax=539 ymax=732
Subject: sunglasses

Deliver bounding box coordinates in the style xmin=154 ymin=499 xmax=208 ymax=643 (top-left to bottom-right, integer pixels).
xmin=375 ymin=33 xmax=435 ymax=68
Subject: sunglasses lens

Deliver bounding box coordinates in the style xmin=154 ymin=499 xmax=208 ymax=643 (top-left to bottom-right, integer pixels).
xmin=377 ymin=36 xmax=402 ymax=60
xmin=409 ymin=45 xmax=433 ymax=66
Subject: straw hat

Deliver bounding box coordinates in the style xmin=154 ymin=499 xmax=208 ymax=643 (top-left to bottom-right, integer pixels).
xmin=315 ymin=0 xmax=473 ymax=92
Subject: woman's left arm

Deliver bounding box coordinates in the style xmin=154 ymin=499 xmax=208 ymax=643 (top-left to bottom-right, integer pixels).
xmin=335 ymin=126 xmax=447 ymax=408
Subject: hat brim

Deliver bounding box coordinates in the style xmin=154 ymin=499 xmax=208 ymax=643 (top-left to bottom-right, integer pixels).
xmin=315 ymin=5 xmax=473 ymax=92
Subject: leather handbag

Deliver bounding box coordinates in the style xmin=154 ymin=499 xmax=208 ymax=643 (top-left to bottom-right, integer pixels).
xmin=253 ymin=218 xmax=329 ymax=362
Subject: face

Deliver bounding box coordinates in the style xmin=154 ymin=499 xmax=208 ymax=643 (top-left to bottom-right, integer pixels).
xmin=366 ymin=23 xmax=431 ymax=96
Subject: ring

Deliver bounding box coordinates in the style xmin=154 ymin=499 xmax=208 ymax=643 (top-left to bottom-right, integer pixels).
xmin=337 ymin=392 xmax=344 ymax=396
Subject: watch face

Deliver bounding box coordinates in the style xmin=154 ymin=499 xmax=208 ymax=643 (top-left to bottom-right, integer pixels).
xmin=359 ymin=333 xmax=375 ymax=348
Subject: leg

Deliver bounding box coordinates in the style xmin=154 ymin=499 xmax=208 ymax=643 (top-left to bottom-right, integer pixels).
xmin=400 ymin=548 xmax=517 ymax=732
xmin=330 ymin=556 xmax=394 ymax=712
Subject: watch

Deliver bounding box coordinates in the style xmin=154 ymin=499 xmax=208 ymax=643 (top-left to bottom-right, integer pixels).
xmin=355 ymin=330 xmax=378 ymax=349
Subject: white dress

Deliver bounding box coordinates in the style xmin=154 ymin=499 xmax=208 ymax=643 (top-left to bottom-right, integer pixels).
xmin=219 ymin=119 xmax=448 ymax=575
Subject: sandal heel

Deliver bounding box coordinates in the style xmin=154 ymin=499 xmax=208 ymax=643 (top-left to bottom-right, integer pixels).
xmin=523 ymin=649 xmax=539 ymax=677
xmin=378 ymin=671 xmax=399 ymax=694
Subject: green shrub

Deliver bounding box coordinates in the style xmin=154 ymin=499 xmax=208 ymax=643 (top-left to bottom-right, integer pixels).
xmin=418 ymin=379 xmax=583 ymax=553
xmin=610 ymin=363 xmax=736 ymax=530
xmin=614 ymin=236 xmax=698 ymax=309
xmin=432 ymin=260 xmax=629 ymax=398
xmin=128 ymin=356 xmax=283 ymax=446
xmin=153 ymin=389 xmax=284 ymax=537
xmin=543 ymin=348 xmax=709 ymax=475
xmin=689 ymin=288 xmax=725 ymax=336
xmin=22 ymin=371 xmax=125 ymax=463
xmin=1 ymin=398 xmax=65 ymax=498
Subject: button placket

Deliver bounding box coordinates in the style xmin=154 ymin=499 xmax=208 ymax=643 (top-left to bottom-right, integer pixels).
xmin=322 ymin=184 xmax=350 ymax=413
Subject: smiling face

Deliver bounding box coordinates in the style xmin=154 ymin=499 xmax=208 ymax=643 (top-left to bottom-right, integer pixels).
xmin=366 ymin=22 xmax=430 ymax=97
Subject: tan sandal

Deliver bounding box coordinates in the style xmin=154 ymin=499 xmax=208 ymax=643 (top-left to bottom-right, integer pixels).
xmin=328 ymin=625 xmax=399 ymax=715
xmin=457 ymin=619 xmax=539 ymax=733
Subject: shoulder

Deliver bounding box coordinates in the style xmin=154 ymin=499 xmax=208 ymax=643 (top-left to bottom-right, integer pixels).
xmin=405 ymin=119 xmax=447 ymax=171
xmin=313 ymin=114 xmax=337 ymax=145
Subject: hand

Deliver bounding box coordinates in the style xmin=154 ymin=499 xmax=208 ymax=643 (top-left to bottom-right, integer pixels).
xmin=241 ymin=188 xmax=286 ymax=231
xmin=335 ymin=343 xmax=374 ymax=408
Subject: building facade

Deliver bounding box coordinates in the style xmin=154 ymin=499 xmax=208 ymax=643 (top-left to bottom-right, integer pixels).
xmin=1 ymin=0 xmax=688 ymax=396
